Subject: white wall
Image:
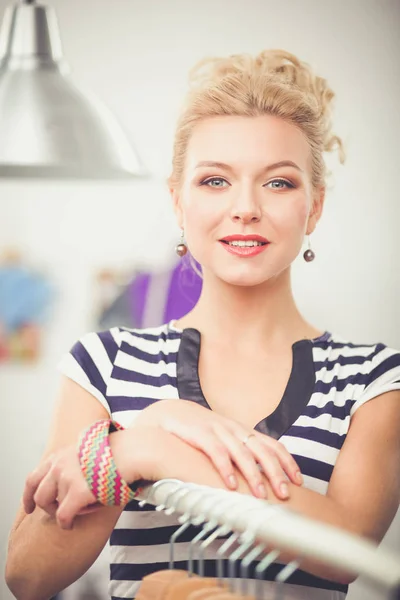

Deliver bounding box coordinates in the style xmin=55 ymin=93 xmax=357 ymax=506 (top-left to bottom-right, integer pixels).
xmin=1 ymin=1 xmax=399 ymax=599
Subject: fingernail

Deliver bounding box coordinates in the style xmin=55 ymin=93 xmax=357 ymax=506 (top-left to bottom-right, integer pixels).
xmin=296 ymin=471 xmax=303 ymax=485
xmin=258 ymin=483 xmax=267 ymax=498
xmin=228 ymin=475 xmax=237 ymax=489
xmin=280 ymin=483 xmax=289 ymax=498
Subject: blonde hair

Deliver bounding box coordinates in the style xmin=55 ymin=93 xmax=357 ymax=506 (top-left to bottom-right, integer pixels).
xmin=168 ymin=49 xmax=345 ymax=190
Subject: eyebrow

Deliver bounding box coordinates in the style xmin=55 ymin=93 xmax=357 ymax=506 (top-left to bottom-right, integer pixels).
xmin=195 ymin=160 xmax=304 ymax=173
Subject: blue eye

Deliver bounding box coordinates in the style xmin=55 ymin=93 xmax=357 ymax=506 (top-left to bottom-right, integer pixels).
xmin=201 ymin=177 xmax=229 ymax=188
xmin=266 ymin=179 xmax=294 ymax=190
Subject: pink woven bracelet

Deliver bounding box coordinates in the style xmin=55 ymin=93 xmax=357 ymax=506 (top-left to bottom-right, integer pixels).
xmin=78 ymin=419 xmax=144 ymax=506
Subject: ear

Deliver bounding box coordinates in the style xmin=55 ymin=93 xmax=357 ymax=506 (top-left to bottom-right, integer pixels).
xmin=306 ymin=186 xmax=325 ymax=235
xmin=170 ymin=186 xmax=184 ymax=230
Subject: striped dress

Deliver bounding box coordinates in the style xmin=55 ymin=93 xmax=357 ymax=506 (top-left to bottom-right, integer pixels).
xmin=58 ymin=321 xmax=400 ymax=600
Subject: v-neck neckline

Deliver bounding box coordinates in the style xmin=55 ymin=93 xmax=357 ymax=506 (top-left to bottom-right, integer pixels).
xmin=172 ymin=323 xmax=331 ymax=439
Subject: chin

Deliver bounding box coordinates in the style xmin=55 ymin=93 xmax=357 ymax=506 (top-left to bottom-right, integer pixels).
xmin=214 ymin=266 xmax=275 ymax=288
xmin=207 ymin=255 xmax=293 ymax=288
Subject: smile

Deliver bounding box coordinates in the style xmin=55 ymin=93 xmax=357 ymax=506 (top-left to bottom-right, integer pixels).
xmin=219 ymin=240 xmax=269 ymax=257
xmin=222 ymin=240 xmax=266 ymax=247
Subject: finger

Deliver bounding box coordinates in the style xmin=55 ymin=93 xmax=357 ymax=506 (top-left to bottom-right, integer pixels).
xmin=198 ymin=433 xmax=238 ymax=489
xmin=33 ymin=472 xmax=59 ymax=516
xmin=56 ymin=479 xmax=102 ymax=529
xmin=23 ymin=459 xmax=53 ymax=514
xmin=162 ymin=422 xmax=238 ymax=490
xmin=56 ymin=487 xmax=91 ymax=530
xmin=247 ymin=439 xmax=291 ymax=500
xmin=271 ymin=440 xmax=302 ymax=485
xmin=254 ymin=433 xmax=302 ymax=485
xmin=215 ymin=427 xmax=266 ymax=498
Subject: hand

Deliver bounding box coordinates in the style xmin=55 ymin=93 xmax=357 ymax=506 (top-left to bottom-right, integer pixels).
xmin=134 ymin=400 xmax=302 ymax=500
xmin=22 ymin=427 xmax=157 ymax=529
xmin=23 ymin=446 xmax=102 ymax=530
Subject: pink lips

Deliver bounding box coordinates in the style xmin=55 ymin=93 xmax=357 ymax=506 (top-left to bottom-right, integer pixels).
xmin=219 ymin=234 xmax=270 ymax=258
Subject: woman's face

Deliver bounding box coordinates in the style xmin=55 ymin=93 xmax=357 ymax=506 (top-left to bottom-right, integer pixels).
xmin=173 ymin=114 xmax=323 ymax=287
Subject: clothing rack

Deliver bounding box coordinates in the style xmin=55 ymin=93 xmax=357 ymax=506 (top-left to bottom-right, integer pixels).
xmin=136 ymin=479 xmax=400 ymax=595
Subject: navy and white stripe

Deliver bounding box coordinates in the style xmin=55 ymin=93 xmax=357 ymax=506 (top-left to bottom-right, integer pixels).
xmin=57 ymin=322 xmax=400 ymax=599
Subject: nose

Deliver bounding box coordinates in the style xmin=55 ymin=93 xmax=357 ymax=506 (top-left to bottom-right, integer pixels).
xmin=230 ymin=189 xmax=262 ymax=224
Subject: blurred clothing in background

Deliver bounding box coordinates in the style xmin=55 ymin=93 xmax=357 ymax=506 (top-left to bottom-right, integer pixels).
xmin=97 ymin=258 xmax=202 ymax=330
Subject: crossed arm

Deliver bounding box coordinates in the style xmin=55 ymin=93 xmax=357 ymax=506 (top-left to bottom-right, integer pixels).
xmin=5 ymin=377 xmax=400 ymax=600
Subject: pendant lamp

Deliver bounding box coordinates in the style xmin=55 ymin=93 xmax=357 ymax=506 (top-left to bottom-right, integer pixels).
xmin=0 ymin=0 xmax=145 ymax=179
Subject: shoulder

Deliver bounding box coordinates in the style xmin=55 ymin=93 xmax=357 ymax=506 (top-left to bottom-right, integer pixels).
xmin=315 ymin=331 xmax=400 ymax=366
xmin=57 ymin=322 xmax=180 ymax=412
xmin=67 ymin=322 xmax=180 ymax=366
xmin=317 ymin=332 xmax=400 ymax=413
xmin=114 ymin=322 xmax=182 ymax=352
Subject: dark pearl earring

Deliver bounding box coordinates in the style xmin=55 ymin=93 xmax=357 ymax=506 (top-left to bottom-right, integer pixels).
xmin=303 ymin=249 xmax=315 ymax=262
xmin=175 ymin=230 xmax=187 ymax=257
xmin=303 ymin=236 xmax=315 ymax=262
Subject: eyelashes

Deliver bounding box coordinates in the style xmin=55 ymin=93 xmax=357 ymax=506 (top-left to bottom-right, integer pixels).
xmin=199 ymin=177 xmax=295 ymax=190
xmin=266 ymin=179 xmax=295 ymax=190
xmin=200 ymin=177 xmax=229 ymax=189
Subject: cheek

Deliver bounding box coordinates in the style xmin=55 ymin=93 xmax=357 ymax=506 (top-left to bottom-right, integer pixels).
xmin=182 ymin=189 xmax=224 ymax=232
xmin=268 ymin=194 xmax=310 ymax=235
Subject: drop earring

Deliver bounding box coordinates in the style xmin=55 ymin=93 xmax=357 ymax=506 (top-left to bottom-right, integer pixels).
xmin=303 ymin=236 xmax=315 ymax=262
xmin=175 ymin=229 xmax=187 ymax=257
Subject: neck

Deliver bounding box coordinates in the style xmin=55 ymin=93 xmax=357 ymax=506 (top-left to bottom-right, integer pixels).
xmin=175 ymin=267 xmax=321 ymax=348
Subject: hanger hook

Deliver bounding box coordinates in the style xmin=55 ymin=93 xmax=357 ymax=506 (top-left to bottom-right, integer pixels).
xmin=236 ymin=503 xmax=282 ymax=597
xmin=188 ymin=520 xmax=217 ymax=576
xmin=195 ymin=490 xmax=244 ymax=582
xmin=197 ymin=523 xmax=231 ymax=579
xmin=167 ymin=484 xmax=222 ymax=572
xmin=138 ymin=478 xmax=182 ymax=509
xmin=227 ymin=533 xmax=256 ymax=595
xmin=213 ymin=495 xmax=262 ymax=585
xmin=216 ymin=531 xmax=240 ymax=583
xmin=168 ymin=485 xmax=212 ymax=570
xmin=240 ymin=543 xmax=266 ymax=597
xmin=187 ymin=491 xmax=226 ymax=575
xmin=273 ymin=559 xmax=302 ymax=600
xmin=255 ymin=549 xmax=281 ymax=600
xmin=163 ymin=483 xmax=197 ymax=516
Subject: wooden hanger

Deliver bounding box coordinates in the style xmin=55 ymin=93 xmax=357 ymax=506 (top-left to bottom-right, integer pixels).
xmin=206 ymin=594 xmax=256 ymax=600
xmin=186 ymin=582 xmax=257 ymax=599
xmin=186 ymin=587 xmax=235 ymax=599
xmin=164 ymin=576 xmax=227 ymax=600
xmin=135 ymin=569 xmax=191 ymax=600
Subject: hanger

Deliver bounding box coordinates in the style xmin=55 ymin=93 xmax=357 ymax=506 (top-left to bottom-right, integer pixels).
xmin=135 ymin=481 xmax=240 ymax=600
xmin=164 ymin=493 xmax=234 ymax=600
xmin=135 ymin=480 xmax=304 ymax=600
xmin=185 ymin=526 xmax=260 ymax=600
xmin=152 ymin=486 xmax=236 ymax=600
xmin=185 ymin=526 xmax=233 ymax=600
xmin=134 ymin=478 xmax=400 ymax=599
xmin=135 ymin=481 xmax=202 ymax=600
xmin=176 ymin=498 xmax=260 ymax=600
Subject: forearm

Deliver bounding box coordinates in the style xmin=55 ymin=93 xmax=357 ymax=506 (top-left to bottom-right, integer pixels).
xmin=119 ymin=427 xmax=359 ymax=584
xmin=6 ymin=506 xmax=121 ymax=600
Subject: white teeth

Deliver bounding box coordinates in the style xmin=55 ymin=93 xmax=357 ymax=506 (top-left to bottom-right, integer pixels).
xmin=228 ymin=240 xmax=263 ymax=247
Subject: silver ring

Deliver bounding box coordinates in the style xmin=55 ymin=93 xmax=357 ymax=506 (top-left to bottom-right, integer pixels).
xmin=241 ymin=433 xmax=256 ymax=446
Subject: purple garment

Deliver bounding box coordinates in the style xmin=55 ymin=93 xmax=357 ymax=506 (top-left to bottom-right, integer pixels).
xmin=163 ymin=259 xmax=202 ymax=324
xmin=129 ymin=258 xmax=202 ymax=328
xmin=98 ymin=258 xmax=202 ymax=330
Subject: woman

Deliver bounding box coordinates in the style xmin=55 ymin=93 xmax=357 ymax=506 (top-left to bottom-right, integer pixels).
xmin=6 ymin=50 xmax=400 ymax=600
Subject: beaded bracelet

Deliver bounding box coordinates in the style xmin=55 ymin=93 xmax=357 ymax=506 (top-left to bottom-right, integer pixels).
xmin=78 ymin=419 xmax=144 ymax=506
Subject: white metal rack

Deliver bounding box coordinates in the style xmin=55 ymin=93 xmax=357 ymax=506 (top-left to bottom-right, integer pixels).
xmin=136 ymin=479 xmax=400 ymax=597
